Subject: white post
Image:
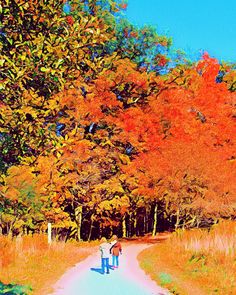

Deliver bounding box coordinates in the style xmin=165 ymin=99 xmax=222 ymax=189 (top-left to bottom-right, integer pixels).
xmin=48 ymin=222 xmax=52 ymax=244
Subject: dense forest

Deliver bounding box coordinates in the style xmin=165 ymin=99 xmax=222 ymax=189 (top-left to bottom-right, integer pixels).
xmin=0 ymin=0 xmax=235 ymax=241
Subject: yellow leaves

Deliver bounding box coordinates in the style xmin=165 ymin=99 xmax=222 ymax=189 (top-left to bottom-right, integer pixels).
xmin=13 ymin=220 xmax=25 ymax=230
xmin=83 ymin=58 xmax=97 ymax=72
xmin=0 ymin=182 xmax=7 ymax=195
xmin=223 ymin=70 xmax=236 ymax=91
xmin=20 ymin=53 xmax=26 ymax=61
xmin=22 ymin=89 xmax=43 ymax=107
xmin=15 ymin=106 xmax=38 ymax=120
xmin=0 ymin=59 xmax=5 ymax=66
xmin=45 ymin=97 xmax=60 ymax=112
xmin=39 ymin=195 xmax=49 ymax=203
xmin=99 ymin=200 xmax=113 ymax=211
xmin=53 ymin=207 xmax=63 ymax=214
xmin=120 ymin=195 xmax=130 ymax=204
xmin=54 ymin=58 xmax=64 ymax=69
xmin=100 ymin=139 xmax=114 ymax=147
xmin=1 ymin=213 xmax=16 ymax=223
xmin=0 ymin=104 xmax=12 ymax=125
xmin=18 ymin=156 xmax=36 ymax=166
xmin=5 ymin=166 xmax=36 ymax=200
xmin=95 ymin=177 xmax=124 ymax=194
xmin=70 ymin=128 xmax=78 ymax=137
xmin=54 ymin=220 xmax=77 ymax=229
xmin=40 ymin=67 xmax=50 ymax=73
xmin=98 ymin=195 xmax=130 ymax=214
xmin=0 ymin=80 xmax=7 ymax=91
xmin=60 ymin=172 xmax=78 ymax=187
xmin=64 ymin=191 xmax=74 ymax=201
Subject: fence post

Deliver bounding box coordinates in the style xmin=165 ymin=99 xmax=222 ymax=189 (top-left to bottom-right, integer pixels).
xmin=48 ymin=222 xmax=52 ymax=244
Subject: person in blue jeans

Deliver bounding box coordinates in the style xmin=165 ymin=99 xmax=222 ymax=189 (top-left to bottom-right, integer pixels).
xmin=99 ymin=237 xmax=111 ymax=274
xmin=110 ymin=235 xmax=122 ymax=268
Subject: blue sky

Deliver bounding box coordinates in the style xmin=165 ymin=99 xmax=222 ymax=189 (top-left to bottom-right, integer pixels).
xmin=124 ymin=0 xmax=236 ymax=63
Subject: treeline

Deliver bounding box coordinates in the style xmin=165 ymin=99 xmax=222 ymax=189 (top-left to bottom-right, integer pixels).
xmin=0 ymin=0 xmax=235 ymax=241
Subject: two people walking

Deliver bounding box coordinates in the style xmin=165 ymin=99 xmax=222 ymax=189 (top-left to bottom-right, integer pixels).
xmin=99 ymin=235 xmax=122 ymax=274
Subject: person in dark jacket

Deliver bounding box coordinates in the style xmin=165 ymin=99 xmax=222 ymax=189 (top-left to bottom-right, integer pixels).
xmin=110 ymin=235 xmax=122 ymax=268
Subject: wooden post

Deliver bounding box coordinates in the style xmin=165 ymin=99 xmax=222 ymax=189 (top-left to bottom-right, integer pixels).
xmin=48 ymin=222 xmax=52 ymax=244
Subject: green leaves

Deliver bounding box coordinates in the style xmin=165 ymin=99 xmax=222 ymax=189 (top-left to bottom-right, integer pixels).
xmin=0 ymin=0 xmax=119 ymax=170
xmin=0 ymin=281 xmax=32 ymax=295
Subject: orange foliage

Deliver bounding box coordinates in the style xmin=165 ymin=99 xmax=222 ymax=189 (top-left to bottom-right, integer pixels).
xmin=1 ymin=45 xmax=235 ymax=238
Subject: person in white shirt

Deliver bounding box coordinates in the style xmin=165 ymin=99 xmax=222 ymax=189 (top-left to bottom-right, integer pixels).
xmin=99 ymin=237 xmax=112 ymax=274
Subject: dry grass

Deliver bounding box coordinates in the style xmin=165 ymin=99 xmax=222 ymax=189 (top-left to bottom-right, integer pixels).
xmin=0 ymin=234 xmax=98 ymax=295
xmin=138 ymin=220 xmax=236 ymax=295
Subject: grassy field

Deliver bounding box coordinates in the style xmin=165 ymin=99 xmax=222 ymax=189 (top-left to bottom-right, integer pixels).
xmin=138 ymin=220 xmax=236 ymax=295
xmin=1 ymin=221 xmax=235 ymax=295
xmin=0 ymin=234 xmax=97 ymax=295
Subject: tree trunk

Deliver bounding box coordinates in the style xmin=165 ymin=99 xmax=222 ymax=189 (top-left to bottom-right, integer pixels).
xmin=75 ymin=206 xmax=83 ymax=241
xmin=55 ymin=227 xmax=59 ymax=241
xmin=8 ymin=222 xmax=13 ymax=238
xmin=133 ymin=212 xmax=137 ymax=236
xmin=145 ymin=209 xmax=149 ymax=233
xmin=152 ymin=203 xmax=158 ymax=236
xmin=122 ymin=214 xmax=127 ymax=238
xmin=143 ymin=213 xmax=146 ymax=235
xmin=88 ymin=215 xmax=94 ymax=241
xmin=128 ymin=215 xmax=131 ymax=237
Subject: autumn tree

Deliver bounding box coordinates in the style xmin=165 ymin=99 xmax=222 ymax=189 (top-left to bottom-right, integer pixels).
xmin=0 ymin=0 xmax=116 ymax=170
xmin=0 ymin=1 xmax=235 ymax=240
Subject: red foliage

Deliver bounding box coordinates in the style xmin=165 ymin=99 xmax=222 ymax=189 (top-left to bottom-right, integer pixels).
xmin=155 ymin=54 xmax=168 ymax=66
xmin=196 ymin=52 xmax=220 ymax=83
xmin=120 ymin=3 xmax=128 ymax=10
xmin=66 ymin=15 xmax=74 ymax=26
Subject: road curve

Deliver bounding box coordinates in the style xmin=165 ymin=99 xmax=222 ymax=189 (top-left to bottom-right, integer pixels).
xmin=49 ymin=243 xmax=170 ymax=295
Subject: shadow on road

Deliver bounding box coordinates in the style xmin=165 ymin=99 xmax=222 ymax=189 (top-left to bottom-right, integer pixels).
xmin=90 ymin=265 xmax=115 ymax=275
xmin=90 ymin=267 xmax=104 ymax=275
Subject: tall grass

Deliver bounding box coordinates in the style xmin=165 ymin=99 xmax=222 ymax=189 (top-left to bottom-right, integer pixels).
xmin=138 ymin=220 xmax=236 ymax=295
xmin=175 ymin=220 xmax=236 ymax=257
xmin=0 ymin=234 xmax=97 ymax=294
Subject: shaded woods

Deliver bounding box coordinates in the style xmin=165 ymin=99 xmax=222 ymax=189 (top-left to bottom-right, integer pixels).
xmin=0 ymin=0 xmax=236 ymax=242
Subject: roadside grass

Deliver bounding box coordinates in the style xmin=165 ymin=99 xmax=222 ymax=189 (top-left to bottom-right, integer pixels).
xmin=0 ymin=234 xmax=98 ymax=295
xmin=0 ymin=281 xmax=32 ymax=295
xmin=138 ymin=220 xmax=236 ymax=295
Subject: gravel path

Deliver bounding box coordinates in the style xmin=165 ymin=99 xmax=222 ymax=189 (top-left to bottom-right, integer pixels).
xmin=49 ymin=244 xmax=170 ymax=295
